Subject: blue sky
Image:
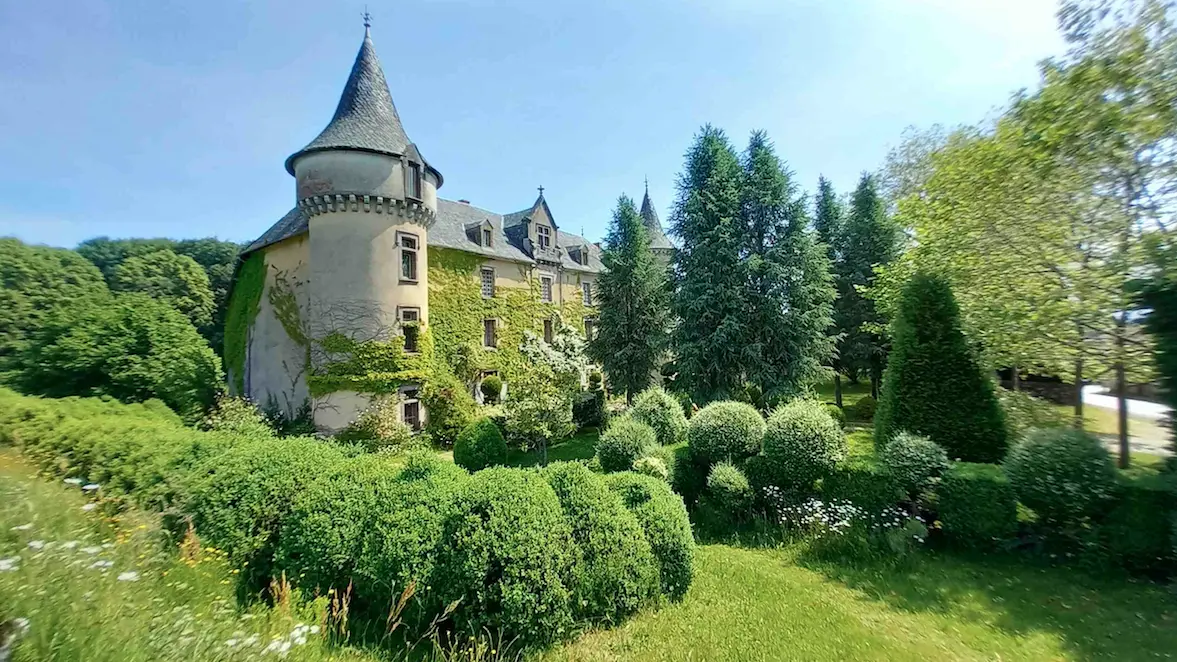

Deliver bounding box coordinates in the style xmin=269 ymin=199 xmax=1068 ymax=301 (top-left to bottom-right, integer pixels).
xmin=0 ymin=0 xmax=1063 ymax=248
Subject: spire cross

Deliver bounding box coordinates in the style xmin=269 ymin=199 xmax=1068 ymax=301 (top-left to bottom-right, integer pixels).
xmin=644 ymin=176 xmax=649 ymax=195
xmin=537 ymin=185 xmax=545 ymax=196
xmin=362 ymin=7 xmax=371 ymax=29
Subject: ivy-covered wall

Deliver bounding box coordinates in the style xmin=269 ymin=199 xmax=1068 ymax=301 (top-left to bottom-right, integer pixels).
xmin=223 ymin=251 xmax=266 ymax=394
xmin=428 ymin=247 xmax=590 ymax=385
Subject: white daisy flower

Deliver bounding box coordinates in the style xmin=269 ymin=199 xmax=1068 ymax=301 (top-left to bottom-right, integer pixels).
xmin=64 ymin=478 xmax=83 ymax=485
xmin=10 ymin=523 xmax=33 ymax=531
xmin=0 ymin=557 xmax=19 ymax=572
xmin=82 ymin=484 xmax=100 ymax=491
xmin=81 ymin=503 xmax=97 ymax=512
xmin=117 ymin=571 xmax=140 ymax=582
xmin=27 ymin=540 xmax=46 ymax=550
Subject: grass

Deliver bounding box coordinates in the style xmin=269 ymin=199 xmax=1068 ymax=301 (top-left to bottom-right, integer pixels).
xmin=503 ymin=428 xmax=600 ymax=468
xmin=813 ymin=379 xmax=873 ymax=405
xmin=1054 ymin=403 xmax=1172 ymax=443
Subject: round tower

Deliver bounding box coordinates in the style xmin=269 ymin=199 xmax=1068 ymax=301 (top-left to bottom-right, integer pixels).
xmin=286 ymin=24 xmax=442 ymax=430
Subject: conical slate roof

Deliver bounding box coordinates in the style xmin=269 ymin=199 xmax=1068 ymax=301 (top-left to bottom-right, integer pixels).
xmin=640 ymin=186 xmax=674 ymax=251
xmin=285 ymin=29 xmax=430 ymax=177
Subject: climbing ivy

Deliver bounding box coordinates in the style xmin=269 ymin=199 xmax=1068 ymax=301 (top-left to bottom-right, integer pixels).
xmin=307 ymin=328 xmax=435 ymax=397
xmin=223 ymin=251 xmax=266 ymax=394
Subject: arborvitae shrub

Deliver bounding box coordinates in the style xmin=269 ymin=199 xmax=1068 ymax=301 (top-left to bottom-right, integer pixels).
xmin=631 ymin=387 xmax=689 ymax=446
xmin=875 ymin=273 xmax=1008 ymax=462
xmin=541 ymin=462 xmax=660 ymax=622
xmin=480 ymin=374 xmax=503 ymax=404
xmin=687 ymin=401 xmax=765 ymax=468
xmin=706 ymin=461 xmax=753 ymax=518
xmin=453 ymin=417 xmax=507 ymax=471
xmin=606 ymin=472 xmax=695 ymax=601
xmin=434 ymin=468 xmax=577 ymax=646
xmin=937 ymin=462 xmax=1018 ymax=548
xmin=186 ymin=436 xmax=346 ymax=590
xmin=596 ymin=417 xmax=657 ymax=472
xmin=1004 ymin=428 xmax=1117 ymax=525
xmin=762 ymin=400 xmax=845 ymax=493
xmin=878 ymin=431 xmax=949 ymax=497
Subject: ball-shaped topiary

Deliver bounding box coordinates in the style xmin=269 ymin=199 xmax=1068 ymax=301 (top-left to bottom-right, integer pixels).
xmin=605 ymin=472 xmax=695 ymax=601
xmin=687 ymin=401 xmax=766 ymax=468
xmin=878 ymin=431 xmax=949 ymax=497
xmin=762 ymin=400 xmax=846 ymax=492
xmin=453 ymin=417 xmax=508 ymax=472
xmin=1004 ymin=428 xmax=1117 ymax=524
xmin=630 ymin=387 xmax=689 ymax=446
xmin=479 ymin=374 xmax=503 ymax=405
xmin=633 ymin=455 xmax=670 ymax=481
xmin=706 ymin=461 xmax=753 ymax=518
xmin=823 ymin=403 xmax=847 ymax=429
xmin=874 ymin=273 xmax=1008 ymax=462
xmin=433 ymin=468 xmax=577 ymax=646
xmin=596 ymin=417 xmax=657 ymax=473
xmin=541 ymin=462 xmax=660 ymax=622
xmin=848 ymin=395 xmax=877 ymax=422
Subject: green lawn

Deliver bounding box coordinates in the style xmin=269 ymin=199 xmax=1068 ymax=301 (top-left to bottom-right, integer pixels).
xmin=813 ymin=379 xmax=874 ymax=405
xmin=504 ymin=428 xmax=601 ymax=468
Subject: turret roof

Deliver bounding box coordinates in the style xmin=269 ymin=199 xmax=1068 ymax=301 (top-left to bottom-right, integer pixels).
xmin=640 ymin=185 xmax=674 ymax=251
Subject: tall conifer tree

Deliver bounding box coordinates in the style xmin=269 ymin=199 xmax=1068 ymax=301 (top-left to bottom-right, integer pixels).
xmin=840 ymin=173 xmax=902 ymax=397
xmin=740 ymin=132 xmax=835 ymax=399
xmin=670 ymin=125 xmax=746 ymax=401
xmin=813 ymin=176 xmax=848 ymax=406
xmin=589 ymin=195 xmax=669 ymax=403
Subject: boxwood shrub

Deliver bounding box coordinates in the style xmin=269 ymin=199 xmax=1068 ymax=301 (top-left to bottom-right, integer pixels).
xmin=706 ymin=461 xmax=753 ymax=520
xmin=762 ymin=400 xmax=845 ymax=493
xmin=1004 ymin=428 xmax=1117 ymax=525
xmin=542 ymin=462 xmax=660 ymax=622
xmin=434 ymin=467 xmax=578 ymax=645
xmin=453 ymin=416 xmax=507 ymax=471
xmin=687 ymin=401 xmax=765 ymax=468
xmin=631 ymin=387 xmax=689 ymax=446
xmin=878 ymin=431 xmax=949 ymax=498
xmin=596 ymin=417 xmax=657 ymax=473
xmin=1099 ymin=473 xmax=1177 ymax=572
xmin=820 ymin=465 xmax=902 ymax=513
xmin=606 ymin=472 xmax=695 ymax=600
xmin=937 ymin=462 xmax=1018 ymax=549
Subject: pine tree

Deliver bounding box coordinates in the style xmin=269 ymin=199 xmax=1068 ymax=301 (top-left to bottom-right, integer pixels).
xmin=813 ymin=176 xmax=848 ymax=407
xmin=840 ymin=173 xmax=902 ymax=397
xmin=589 ymin=195 xmax=670 ymax=403
xmin=671 ymin=125 xmax=746 ymax=401
xmin=874 ymin=273 xmax=1008 ymax=463
xmin=740 ymin=132 xmax=835 ymax=400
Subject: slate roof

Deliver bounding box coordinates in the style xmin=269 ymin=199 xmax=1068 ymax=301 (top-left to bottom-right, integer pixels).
xmin=242 ymin=198 xmax=602 ymax=274
xmin=640 ymin=188 xmax=675 ymax=252
xmin=284 ymin=29 xmax=440 ymax=182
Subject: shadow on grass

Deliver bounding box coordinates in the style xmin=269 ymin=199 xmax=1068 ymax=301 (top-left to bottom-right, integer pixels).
xmin=796 ymin=547 xmax=1177 ymax=661
xmin=503 ymin=429 xmax=599 ymax=468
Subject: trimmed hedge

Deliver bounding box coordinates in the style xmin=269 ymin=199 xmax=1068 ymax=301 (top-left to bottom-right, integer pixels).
xmin=762 ymin=400 xmax=845 ymax=493
xmin=454 ymin=416 xmax=507 ymax=471
xmin=1004 ymin=428 xmax=1117 ymax=525
xmin=596 ymin=417 xmax=657 ymax=472
xmin=820 ymin=465 xmax=902 ymax=513
xmin=631 ymin=387 xmax=689 ymax=446
xmin=606 ymin=472 xmax=695 ymax=601
xmin=542 ymin=463 xmax=660 ymax=622
xmin=1100 ymin=473 xmax=1177 ymax=572
xmin=687 ymin=401 xmax=765 ymax=468
xmin=937 ymin=462 xmax=1018 ymax=549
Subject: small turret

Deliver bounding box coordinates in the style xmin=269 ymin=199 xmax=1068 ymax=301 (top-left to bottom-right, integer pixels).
xmin=640 ymin=180 xmax=674 ymax=259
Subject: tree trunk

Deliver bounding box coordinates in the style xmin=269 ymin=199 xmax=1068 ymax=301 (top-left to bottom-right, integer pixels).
xmin=1012 ymin=366 xmax=1021 ymax=391
xmin=834 ymin=374 xmax=843 ymax=409
xmin=1073 ymin=358 xmax=1084 ymax=430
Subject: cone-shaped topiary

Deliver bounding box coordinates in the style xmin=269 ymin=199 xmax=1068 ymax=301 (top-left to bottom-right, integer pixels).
xmin=875 ymin=273 xmax=1008 ymax=463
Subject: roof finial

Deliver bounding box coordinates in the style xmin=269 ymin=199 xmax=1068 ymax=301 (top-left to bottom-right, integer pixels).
xmin=537 ymin=185 xmax=545 ymax=197
xmin=362 ymin=6 xmax=371 ymax=32
xmin=644 ymin=175 xmax=649 ymax=195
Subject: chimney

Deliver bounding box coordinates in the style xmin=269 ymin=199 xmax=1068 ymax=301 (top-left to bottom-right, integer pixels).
xmin=458 ymin=199 xmax=470 ymax=204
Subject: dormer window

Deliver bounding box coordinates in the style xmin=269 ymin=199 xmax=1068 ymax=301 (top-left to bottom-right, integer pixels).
xmin=482 ymin=227 xmax=493 ymax=247
xmin=406 ymin=162 xmax=422 ymax=200
xmin=537 ymin=225 xmax=551 ymax=250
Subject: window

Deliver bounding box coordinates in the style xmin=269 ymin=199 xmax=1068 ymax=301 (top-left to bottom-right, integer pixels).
xmin=406 ymin=162 xmax=422 ymax=200
xmin=540 ymin=276 xmax=553 ymax=302
xmin=402 ymin=399 xmax=420 ymax=430
xmin=584 ymin=318 xmax=595 ymax=339
xmin=399 ymin=307 xmax=420 ymax=353
xmin=399 ymin=232 xmax=418 ymax=282
xmin=482 ymin=227 xmax=493 ymax=247
xmin=480 ymin=267 xmax=495 ymax=298
xmin=543 ymin=319 xmax=553 ymax=344
xmin=483 ymin=318 xmax=497 ymax=348
xmin=537 ymin=225 xmax=551 ymax=250
xmin=582 ymin=281 xmax=592 ymax=306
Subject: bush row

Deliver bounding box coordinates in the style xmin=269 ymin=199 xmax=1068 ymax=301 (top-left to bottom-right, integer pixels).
xmin=0 ymin=388 xmax=695 ymax=648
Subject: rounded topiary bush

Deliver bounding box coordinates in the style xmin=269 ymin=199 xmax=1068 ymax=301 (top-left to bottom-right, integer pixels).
xmin=605 ymin=472 xmax=694 ymax=601
xmin=596 ymin=417 xmax=657 ymax=473
xmin=1004 ymin=428 xmax=1117 ymax=524
xmin=848 ymin=395 xmax=877 ymax=422
xmin=762 ymin=400 xmax=845 ymax=492
xmin=480 ymin=374 xmax=503 ymax=405
xmin=631 ymin=388 xmax=689 ymax=446
xmin=878 ymin=431 xmax=949 ymax=497
xmin=541 ymin=463 xmax=660 ymax=622
xmin=706 ymin=461 xmax=753 ymax=518
xmin=453 ymin=417 xmax=507 ymax=472
xmin=633 ymin=455 xmax=670 ymax=481
xmin=824 ymin=403 xmax=847 ymax=429
xmin=434 ymin=468 xmax=577 ymax=646
xmin=687 ymin=401 xmax=765 ymax=468
xmin=186 ymin=437 xmax=346 ymax=590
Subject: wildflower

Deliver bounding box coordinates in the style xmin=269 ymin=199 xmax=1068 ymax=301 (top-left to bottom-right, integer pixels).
xmin=27 ymin=540 xmax=46 ymax=551
xmin=63 ymin=478 xmax=83 ymax=485
xmin=60 ymin=541 xmax=80 ymax=549
xmin=0 ymin=557 xmax=18 ymax=572
xmin=225 ymin=639 xmax=239 ymax=648
xmin=89 ymin=560 xmax=114 ymax=570
xmin=81 ymin=503 xmax=97 ymax=512
xmin=117 ymin=571 xmax=140 ymax=582
xmin=82 ymin=483 xmax=100 ymax=491
xmin=10 ymin=523 xmax=32 ymax=531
